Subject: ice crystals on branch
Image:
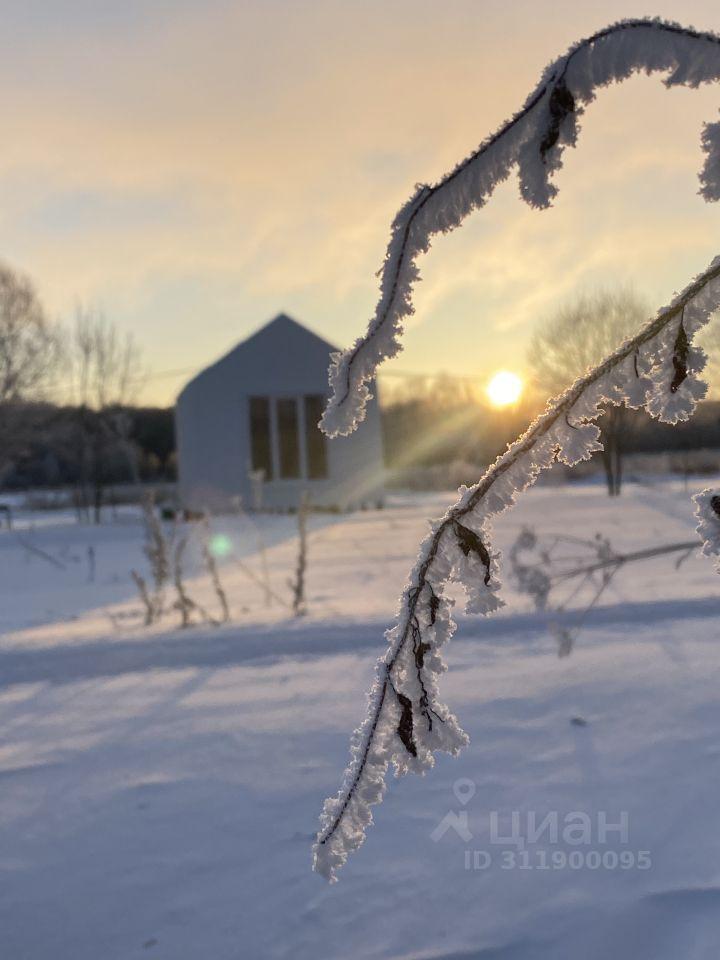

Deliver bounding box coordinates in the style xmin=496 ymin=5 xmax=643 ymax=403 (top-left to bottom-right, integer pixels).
xmin=315 ymin=254 xmax=720 ymax=881
xmin=321 ymin=18 xmax=720 ymax=439
xmin=313 ymin=18 xmax=720 ymax=882
xmin=694 ymin=489 xmax=720 ymax=571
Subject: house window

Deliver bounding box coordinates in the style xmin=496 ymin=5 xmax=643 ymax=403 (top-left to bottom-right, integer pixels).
xmin=277 ymin=398 xmax=301 ymax=478
xmin=304 ymin=395 xmax=328 ymax=479
xmin=249 ymin=396 xmax=273 ymax=479
xmin=249 ymin=394 xmax=329 ymax=482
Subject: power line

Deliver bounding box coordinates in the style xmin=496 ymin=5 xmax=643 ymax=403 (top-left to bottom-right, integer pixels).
xmin=51 ymin=363 xmax=491 ymax=404
xmin=132 ymin=364 xmax=491 ymax=386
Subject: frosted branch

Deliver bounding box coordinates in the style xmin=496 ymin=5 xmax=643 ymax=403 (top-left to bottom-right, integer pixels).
xmin=321 ymin=18 xmax=720 ymax=439
xmin=694 ymin=488 xmax=720 ymax=570
xmin=314 ymin=256 xmax=720 ymax=881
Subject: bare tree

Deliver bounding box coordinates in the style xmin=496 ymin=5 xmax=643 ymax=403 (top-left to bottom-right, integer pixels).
xmin=0 ymin=265 xmax=58 ymax=402
xmin=68 ymin=307 xmax=143 ymax=522
xmin=527 ymin=287 xmax=649 ymax=496
xmin=0 ymin=265 xmax=59 ymax=484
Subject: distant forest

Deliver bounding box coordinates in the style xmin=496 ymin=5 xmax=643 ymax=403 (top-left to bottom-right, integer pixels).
xmin=4 ymin=405 xmax=177 ymax=490
xmin=381 ymin=395 xmax=720 ymax=471
xmin=4 ymin=396 xmax=720 ymax=492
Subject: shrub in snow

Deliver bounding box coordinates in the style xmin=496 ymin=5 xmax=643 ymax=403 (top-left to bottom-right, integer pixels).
xmin=290 ymin=493 xmax=309 ymax=617
xmin=313 ymin=18 xmax=720 ymax=881
xmin=132 ymin=494 xmax=171 ymax=625
xmin=172 ymin=536 xmax=199 ymax=628
xmin=509 ymin=526 xmax=698 ymax=655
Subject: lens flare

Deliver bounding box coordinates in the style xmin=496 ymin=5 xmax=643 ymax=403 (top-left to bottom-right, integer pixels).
xmin=209 ymin=532 xmax=233 ymax=558
xmin=486 ymin=371 xmax=523 ymax=408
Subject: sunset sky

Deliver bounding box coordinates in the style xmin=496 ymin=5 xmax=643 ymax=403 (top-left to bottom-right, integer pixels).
xmin=3 ymin=0 xmax=720 ymax=405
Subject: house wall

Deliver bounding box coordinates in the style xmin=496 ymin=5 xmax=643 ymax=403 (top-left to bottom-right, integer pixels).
xmin=175 ymin=317 xmax=384 ymax=512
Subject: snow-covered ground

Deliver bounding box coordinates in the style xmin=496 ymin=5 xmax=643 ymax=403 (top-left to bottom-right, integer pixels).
xmin=1 ymin=478 xmax=720 ymax=959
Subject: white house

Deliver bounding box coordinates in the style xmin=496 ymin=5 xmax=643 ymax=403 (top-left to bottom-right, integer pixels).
xmin=175 ymin=313 xmax=384 ymax=512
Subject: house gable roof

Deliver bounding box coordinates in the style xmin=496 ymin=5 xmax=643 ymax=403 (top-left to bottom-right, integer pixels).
xmin=177 ymin=313 xmax=338 ymax=400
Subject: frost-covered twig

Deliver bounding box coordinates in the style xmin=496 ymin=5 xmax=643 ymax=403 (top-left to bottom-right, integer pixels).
xmin=172 ymin=536 xmax=218 ymax=628
xmin=131 ymin=569 xmax=154 ymax=626
xmin=131 ymin=493 xmax=173 ymax=625
xmin=202 ymin=519 xmax=231 ymax=623
xmin=314 ymin=257 xmax=720 ymax=881
xmin=314 ymin=19 xmax=720 ymax=881
xmin=321 ymin=18 xmax=720 ymax=439
xmin=141 ymin=493 xmax=171 ymax=621
xmin=15 ymin=535 xmax=65 ymax=570
xmin=694 ymin=489 xmax=720 ymax=570
xmin=173 ymin=536 xmax=195 ymax=628
xmin=551 ymin=539 xmax=700 ymax=583
xmin=237 ymin=558 xmax=289 ymax=608
xmin=290 ymin=493 xmax=309 ymax=616
xmin=512 ymin=531 xmax=700 ymax=656
xmin=232 ymin=495 xmax=273 ymax=608
xmin=511 ymin=527 xmax=699 ymax=599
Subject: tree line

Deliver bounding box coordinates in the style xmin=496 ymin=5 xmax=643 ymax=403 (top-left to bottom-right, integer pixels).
xmin=384 ymin=288 xmax=720 ymax=495
xmin=3 ymin=259 xmax=719 ymax=509
xmin=0 ymin=261 xmax=175 ymax=518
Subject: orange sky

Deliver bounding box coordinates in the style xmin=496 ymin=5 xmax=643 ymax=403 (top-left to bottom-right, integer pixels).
xmin=2 ymin=0 xmax=720 ymax=405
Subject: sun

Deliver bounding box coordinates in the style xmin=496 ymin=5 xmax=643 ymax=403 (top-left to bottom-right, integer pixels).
xmin=486 ymin=370 xmax=523 ymax=408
